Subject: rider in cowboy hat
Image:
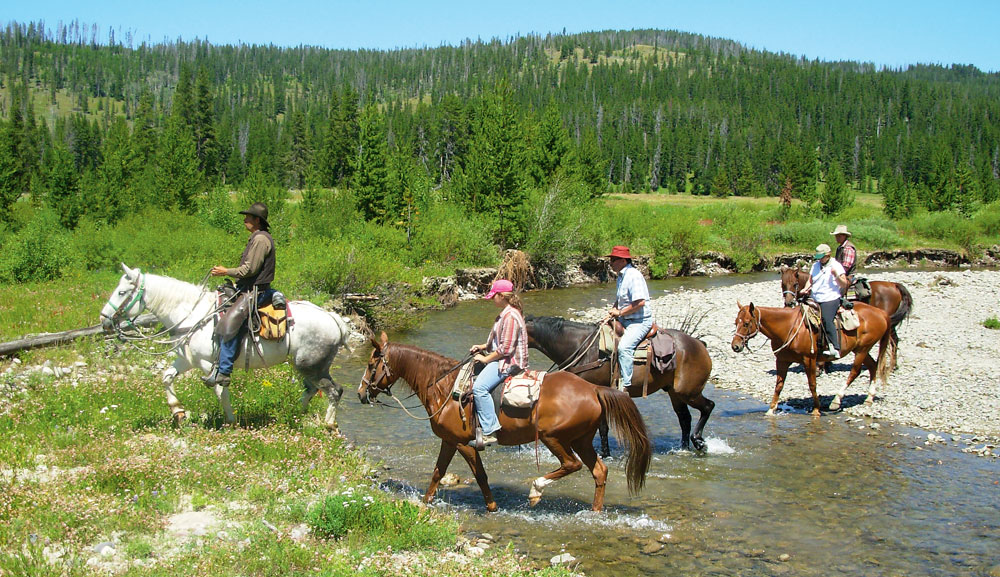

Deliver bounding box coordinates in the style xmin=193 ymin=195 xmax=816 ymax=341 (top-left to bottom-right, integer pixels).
xmin=607 ymin=245 xmax=653 ymax=390
xmin=830 ymin=224 xmax=857 ymax=285
xmin=202 ymin=202 xmax=283 ymax=387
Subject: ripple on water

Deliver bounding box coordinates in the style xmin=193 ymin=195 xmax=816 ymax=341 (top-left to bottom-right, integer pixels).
xmin=496 ymin=508 xmax=672 ymax=534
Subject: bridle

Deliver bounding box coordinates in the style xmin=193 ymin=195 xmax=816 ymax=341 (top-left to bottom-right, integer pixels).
xmin=733 ymin=306 xmax=761 ymax=347
xmin=102 ymin=273 xmax=147 ymax=330
xmin=360 ymin=348 xmax=395 ymax=404
xmin=781 ymin=270 xmax=802 ymax=306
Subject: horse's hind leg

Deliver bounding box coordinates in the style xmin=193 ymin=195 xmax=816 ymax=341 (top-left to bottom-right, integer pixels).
xmin=572 ymin=438 xmax=608 ymax=512
xmin=829 ymin=347 xmax=873 ymax=411
xmin=423 ymin=441 xmax=458 ymax=505
xmin=597 ymin=416 xmax=611 ymax=458
xmin=300 ymin=372 xmax=343 ymax=430
xmin=163 ymin=359 xmax=192 ymax=426
xmin=529 ymin=436 xmax=583 ymax=508
xmin=673 ymin=393 xmax=715 ymax=453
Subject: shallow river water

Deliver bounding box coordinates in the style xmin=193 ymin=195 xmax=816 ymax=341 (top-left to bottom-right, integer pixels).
xmin=330 ymin=275 xmax=1000 ymax=577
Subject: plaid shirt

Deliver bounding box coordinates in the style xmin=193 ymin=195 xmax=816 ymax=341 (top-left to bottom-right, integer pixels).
xmin=487 ymin=305 xmax=529 ymax=373
xmin=835 ymin=240 xmax=857 ymax=277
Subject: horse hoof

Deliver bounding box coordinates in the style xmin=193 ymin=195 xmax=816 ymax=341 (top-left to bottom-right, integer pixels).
xmin=864 ymin=398 xmax=874 ymax=406
xmin=765 ymin=409 xmax=776 ymax=416
xmin=486 ymin=502 xmax=498 ymax=513
xmin=324 ymin=421 xmax=339 ymax=432
xmin=692 ymin=439 xmax=707 ymax=452
xmin=810 ymin=409 xmax=821 ymax=417
xmin=828 ymin=401 xmax=841 ymax=411
xmin=171 ymin=411 xmax=186 ymax=427
xmin=528 ymin=496 xmax=541 ymax=508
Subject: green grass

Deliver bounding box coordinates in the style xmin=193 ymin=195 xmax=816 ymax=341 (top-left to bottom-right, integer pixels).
xmin=0 ymin=343 xmax=567 ymax=576
xmin=983 ymin=317 xmax=1000 ymax=330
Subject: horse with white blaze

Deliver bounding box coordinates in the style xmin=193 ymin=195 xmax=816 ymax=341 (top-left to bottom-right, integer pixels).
xmin=100 ymin=264 xmax=351 ymax=427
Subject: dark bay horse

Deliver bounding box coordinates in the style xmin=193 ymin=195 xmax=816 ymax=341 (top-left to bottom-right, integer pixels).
xmin=731 ymin=302 xmax=893 ymax=415
xmin=357 ymin=333 xmax=652 ymax=512
xmin=525 ymin=316 xmax=714 ymax=454
xmin=780 ymin=265 xmax=912 ymax=369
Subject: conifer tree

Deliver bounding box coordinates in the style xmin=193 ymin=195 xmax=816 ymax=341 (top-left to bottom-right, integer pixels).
xmin=353 ymin=104 xmax=389 ymax=221
xmin=821 ymin=160 xmax=853 ymax=215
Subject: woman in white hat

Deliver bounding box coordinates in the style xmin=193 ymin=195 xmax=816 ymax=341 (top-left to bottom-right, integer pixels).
xmin=797 ymin=243 xmax=848 ymax=357
xmin=830 ymin=224 xmax=857 ymax=282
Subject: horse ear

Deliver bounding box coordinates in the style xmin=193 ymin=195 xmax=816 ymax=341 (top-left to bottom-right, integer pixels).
xmin=369 ymin=336 xmax=381 ymax=351
xmin=380 ymin=332 xmax=388 ymax=346
xmin=749 ymin=302 xmax=756 ymax=313
xmin=779 ymin=264 xmax=788 ymax=273
xmin=737 ymin=300 xmax=743 ymax=309
xmin=121 ymin=263 xmax=138 ymax=280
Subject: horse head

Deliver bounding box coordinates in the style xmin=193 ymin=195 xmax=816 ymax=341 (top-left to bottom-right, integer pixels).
xmin=731 ymin=301 xmax=760 ymax=352
xmin=358 ymin=332 xmax=397 ymax=404
xmin=780 ymin=265 xmax=804 ymax=307
xmin=100 ymin=263 xmax=147 ymax=331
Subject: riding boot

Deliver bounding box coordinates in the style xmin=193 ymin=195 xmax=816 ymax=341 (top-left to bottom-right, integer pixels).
xmin=202 ymin=369 xmax=231 ymax=387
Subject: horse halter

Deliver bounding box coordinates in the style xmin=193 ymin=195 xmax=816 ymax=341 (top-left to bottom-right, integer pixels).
xmin=782 ymin=273 xmax=800 ymax=307
xmin=103 ymin=273 xmax=146 ymax=328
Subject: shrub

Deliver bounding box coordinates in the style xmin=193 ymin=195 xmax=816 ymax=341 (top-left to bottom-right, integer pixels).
xmin=983 ymin=316 xmax=1000 ymax=330
xmin=973 ymin=202 xmax=1000 ymax=239
xmin=716 ymin=206 xmax=767 ymax=272
xmin=409 ymin=201 xmax=498 ymax=266
xmin=649 ymin=212 xmax=709 ymax=276
xmin=523 ymin=180 xmax=593 ymax=270
xmin=306 ymin=487 xmax=455 ymax=550
xmin=909 ymin=211 xmax=978 ymax=254
xmin=0 ymin=208 xmax=78 ymax=283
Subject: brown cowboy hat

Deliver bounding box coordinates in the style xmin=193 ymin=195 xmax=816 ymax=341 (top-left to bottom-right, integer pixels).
xmin=239 ymin=202 xmax=269 ymax=229
xmin=607 ymin=245 xmax=632 ymax=260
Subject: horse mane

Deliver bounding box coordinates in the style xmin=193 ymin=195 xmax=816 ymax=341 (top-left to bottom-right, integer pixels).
xmin=525 ymin=315 xmax=597 ymax=341
xmin=143 ymin=273 xmax=212 ymax=312
xmin=386 ymin=343 xmax=459 ymax=394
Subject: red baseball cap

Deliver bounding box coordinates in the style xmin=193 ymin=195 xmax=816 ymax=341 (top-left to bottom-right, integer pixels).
xmin=484 ymin=279 xmax=514 ymax=299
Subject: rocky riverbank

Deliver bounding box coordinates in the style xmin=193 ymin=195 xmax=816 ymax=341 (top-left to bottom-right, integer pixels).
xmin=569 ymin=269 xmax=1000 ymax=453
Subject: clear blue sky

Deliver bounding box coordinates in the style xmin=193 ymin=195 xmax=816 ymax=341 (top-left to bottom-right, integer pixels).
xmin=7 ymin=1 xmax=1000 ymax=72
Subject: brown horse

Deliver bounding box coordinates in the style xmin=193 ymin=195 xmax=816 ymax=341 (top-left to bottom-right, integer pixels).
xmin=525 ymin=316 xmax=714 ymax=454
xmin=357 ymin=333 xmax=651 ymax=512
xmin=780 ymin=265 xmax=912 ymax=369
xmin=730 ymin=302 xmax=893 ymax=415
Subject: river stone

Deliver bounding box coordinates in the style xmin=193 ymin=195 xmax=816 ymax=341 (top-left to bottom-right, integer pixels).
xmin=439 ymin=473 xmax=461 ymax=486
xmin=641 ymin=542 xmax=664 ymax=555
xmin=550 ymin=553 xmax=576 ymax=565
xmin=778 ymin=553 xmax=791 ymax=562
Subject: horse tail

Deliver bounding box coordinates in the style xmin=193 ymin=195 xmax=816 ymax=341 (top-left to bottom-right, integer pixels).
xmin=889 ymin=283 xmax=913 ymax=328
xmin=595 ymin=387 xmax=651 ymax=495
xmin=875 ymin=317 xmax=894 ymax=387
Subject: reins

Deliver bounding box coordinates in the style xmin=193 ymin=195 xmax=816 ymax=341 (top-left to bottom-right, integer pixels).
xmin=546 ymin=320 xmax=605 ymax=372
xmin=367 ymin=350 xmax=475 ymax=422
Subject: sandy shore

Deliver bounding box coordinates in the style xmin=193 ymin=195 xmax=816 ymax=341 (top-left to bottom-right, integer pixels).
xmin=578 ymin=269 xmax=1000 ymax=444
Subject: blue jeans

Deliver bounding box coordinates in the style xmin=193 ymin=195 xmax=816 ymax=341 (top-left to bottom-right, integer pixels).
xmin=472 ymin=361 xmax=509 ymax=436
xmin=618 ymin=316 xmax=653 ymax=388
xmin=219 ymin=288 xmax=275 ymax=375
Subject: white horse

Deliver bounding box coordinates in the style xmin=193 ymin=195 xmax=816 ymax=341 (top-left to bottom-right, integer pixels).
xmin=100 ymin=264 xmax=351 ymax=428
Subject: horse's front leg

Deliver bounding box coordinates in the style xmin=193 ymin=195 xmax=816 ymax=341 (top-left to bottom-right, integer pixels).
xmin=213 ymin=383 xmax=236 ymax=425
xmin=802 ymin=357 xmax=821 ymax=416
xmin=163 ymin=359 xmax=190 ymax=426
xmin=456 ymin=444 xmax=496 ymax=512
xmin=767 ymin=360 xmax=792 ymax=415
xmin=424 ymin=441 xmax=459 ymax=504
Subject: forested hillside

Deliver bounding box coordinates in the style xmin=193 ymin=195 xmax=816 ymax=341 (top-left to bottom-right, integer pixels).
xmin=1 ymin=20 xmax=998 ymax=307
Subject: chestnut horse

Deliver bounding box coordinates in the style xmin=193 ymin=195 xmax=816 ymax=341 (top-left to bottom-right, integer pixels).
xmin=780 ymin=265 xmax=912 ymax=369
xmin=525 ymin=316 xmax=714 ymax=454
xmin=731 ymin=302 xmax=893 ymax=415
xmin=357 ymin=333 xmax=651 ymax=512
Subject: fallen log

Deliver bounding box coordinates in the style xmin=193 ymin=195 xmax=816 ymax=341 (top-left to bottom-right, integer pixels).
xmin=0 ymin=314 xmax=159 ymax=357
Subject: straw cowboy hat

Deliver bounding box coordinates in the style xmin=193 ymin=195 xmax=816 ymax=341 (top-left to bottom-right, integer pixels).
xmin=814 ymin=243 xmax=832 ymax=260
xmin=830 ymin=225 xmax=852 ymax=237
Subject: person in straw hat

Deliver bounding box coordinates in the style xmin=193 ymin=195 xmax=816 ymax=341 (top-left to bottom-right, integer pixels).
xmin=467 ymin=279 xmax=529 ymax=448
xmin=797 ymin=243 xmax=849 ymax=357
xmin=830 ymin=224 xmax=857 ymax=284
xmin=607 ymin=245 xmax=653 ymax=390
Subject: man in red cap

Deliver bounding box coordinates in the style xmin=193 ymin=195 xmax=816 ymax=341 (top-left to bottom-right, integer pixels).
xmin=607 ymin=246 xmax=652 ymax=391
